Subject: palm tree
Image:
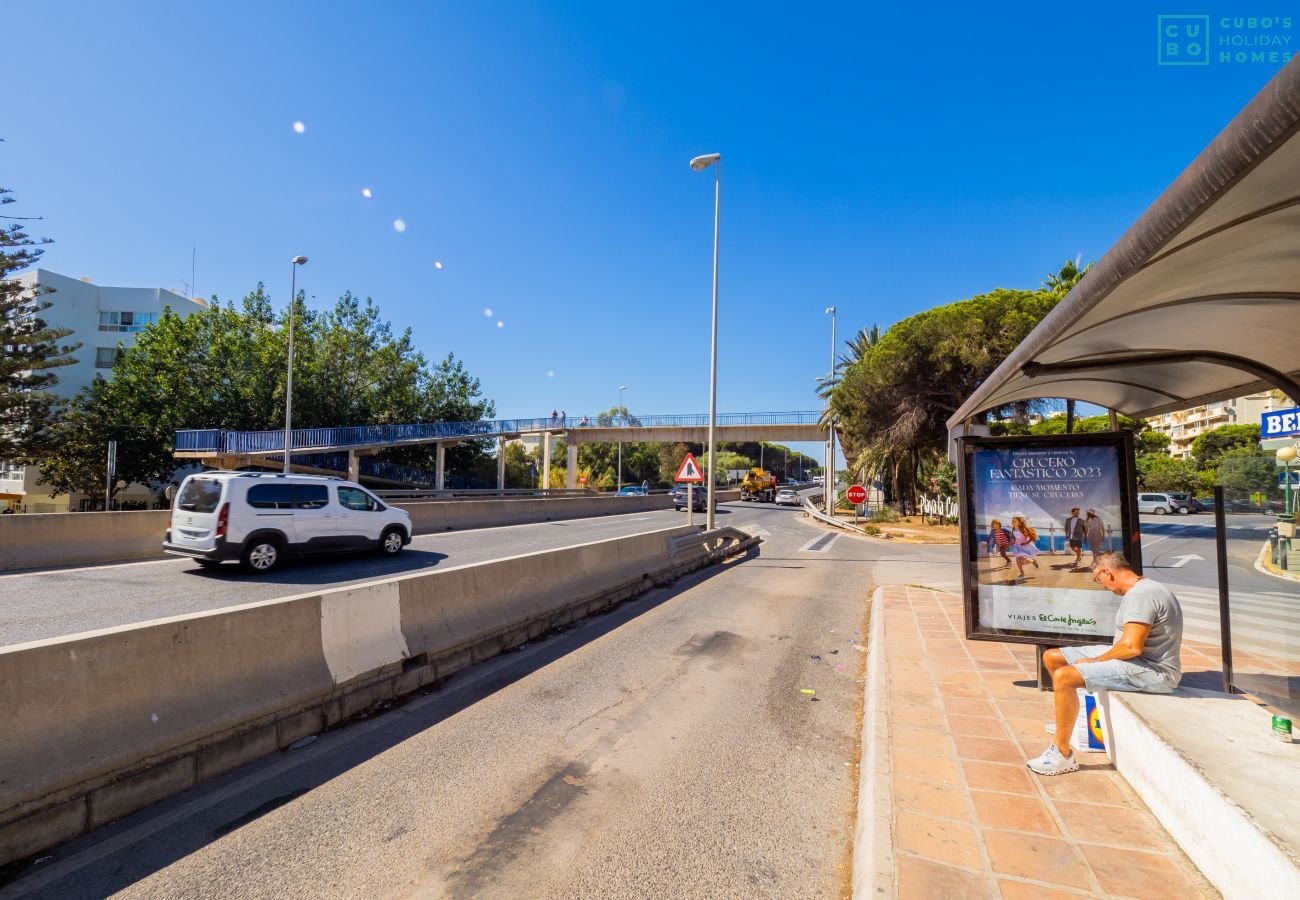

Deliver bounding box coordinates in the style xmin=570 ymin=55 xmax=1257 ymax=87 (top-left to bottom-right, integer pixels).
xmin=1043 ymin=257 xmax=1094 ymax=429
xmin=1043 ymin=256 xmax=1092 ymax=298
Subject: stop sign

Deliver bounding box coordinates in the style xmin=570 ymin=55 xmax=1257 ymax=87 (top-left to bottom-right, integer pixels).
xmin=846 ymin=484 xmax=867 ymax=504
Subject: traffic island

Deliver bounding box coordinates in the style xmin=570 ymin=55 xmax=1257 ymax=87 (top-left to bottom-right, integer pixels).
xmin=854 ymin=585 xmax=1216 ymax=898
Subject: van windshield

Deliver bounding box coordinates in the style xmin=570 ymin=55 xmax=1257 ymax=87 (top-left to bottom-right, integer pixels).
xmin=177 ymin=478 xmax=223 ymax=513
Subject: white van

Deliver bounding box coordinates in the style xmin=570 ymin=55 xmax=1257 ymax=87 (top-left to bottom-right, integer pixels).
xmin=164 ymin=472 xmax=412 ymax=572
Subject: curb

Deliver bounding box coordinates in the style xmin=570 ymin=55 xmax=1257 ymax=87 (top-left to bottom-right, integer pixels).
xmin=852 ymin=586 xmax=894 ymax=898
xmin=1253 ymin=539 xmax=1300 ymax=583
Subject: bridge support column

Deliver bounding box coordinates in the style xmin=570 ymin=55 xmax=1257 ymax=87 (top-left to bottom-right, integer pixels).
xmin=347 ymin=450 xmax=360 ymax=482
xmin=436 ymin=443 xmax=446 ymax=491
xmin=497 ymin=436 xmax=506 ymax=489
xmin=566 ymin=436 xmax=578 ymax=489
xmin=542 ymin=432 xmax=552 ymax=490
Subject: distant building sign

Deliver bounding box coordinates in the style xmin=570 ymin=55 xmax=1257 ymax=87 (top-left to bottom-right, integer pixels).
xmin=1262 ymin=407 xmax=1300 ymax=438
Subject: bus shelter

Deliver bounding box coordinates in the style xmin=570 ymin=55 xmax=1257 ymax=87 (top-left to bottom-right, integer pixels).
xmin=949 ymin=56 xmax=1300 ymax=717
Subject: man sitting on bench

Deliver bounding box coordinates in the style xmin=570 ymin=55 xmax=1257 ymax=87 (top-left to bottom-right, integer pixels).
xmin=1028 ymin=551 xmax=1185 ymax=776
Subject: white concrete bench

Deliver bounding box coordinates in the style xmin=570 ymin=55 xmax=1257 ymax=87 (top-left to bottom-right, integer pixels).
xmin=1098 ymin=686 xmax=1300 ymax=899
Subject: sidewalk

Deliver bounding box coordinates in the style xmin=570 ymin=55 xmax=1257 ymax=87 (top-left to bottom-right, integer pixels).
xmin=863 ymin=585 xmax=1218 ymax=899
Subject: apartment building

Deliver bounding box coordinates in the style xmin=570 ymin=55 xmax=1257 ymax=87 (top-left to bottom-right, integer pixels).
xmin=0 ymin=269 xmax=206 ymax=512
xmin=1146 ymin=392 xmax=1285 ymax=460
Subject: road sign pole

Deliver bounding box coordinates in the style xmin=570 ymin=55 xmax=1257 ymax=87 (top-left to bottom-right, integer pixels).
xmin=688 ymin=483 xmax=694 ymax=528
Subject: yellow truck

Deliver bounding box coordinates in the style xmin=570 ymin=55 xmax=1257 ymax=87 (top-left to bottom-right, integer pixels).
xmin=739 ymin=467 xmax=778 ymax=503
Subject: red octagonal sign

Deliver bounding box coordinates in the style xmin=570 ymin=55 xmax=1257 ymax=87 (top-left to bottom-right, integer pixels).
xmin=846 ymin=484 xmax=867 ymax=504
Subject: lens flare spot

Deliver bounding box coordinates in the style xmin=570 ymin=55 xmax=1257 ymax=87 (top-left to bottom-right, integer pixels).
xmin=361 ymin=187 xmax=373 ymax=199
xmin=434 ymin=261 xmax=443 ymax=270
xmin=292 ymin=121 xmax=305 ymax=134
xmin=496 ymin=320 xmax=504 ymax=329
xmin=393 ymin=219 xmax=406 ymax=232
xmin=547 ymin=370 xmax=555 ymax=378
xmin=483 ymin=308 xmax=493 ymax=317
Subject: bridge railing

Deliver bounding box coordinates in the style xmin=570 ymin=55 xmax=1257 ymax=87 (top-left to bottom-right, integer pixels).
xmin=176 ymin=411 xmax=823 ymax=455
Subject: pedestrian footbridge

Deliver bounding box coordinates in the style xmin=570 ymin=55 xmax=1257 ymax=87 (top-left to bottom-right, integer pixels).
xmin=175 ymin=411 xmax=827 ymax=488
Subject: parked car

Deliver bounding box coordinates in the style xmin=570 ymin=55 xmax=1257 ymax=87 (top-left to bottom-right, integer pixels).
xmin=1137 ymin=492 xmax=1178 ymax=515
xmin=1195 ymin=496 xmax=1217 ymax=513
xmin=775 ymin=489 xmax=800 ymax=507
xmin=163 ymin=472 xmax=412 ymax=573
xmin=1166 ymin=492 xmax=1204 ymax=514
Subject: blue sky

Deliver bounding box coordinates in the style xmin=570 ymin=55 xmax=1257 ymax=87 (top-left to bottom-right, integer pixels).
xmin=4 ymin=2 xmax=1292 ymax=464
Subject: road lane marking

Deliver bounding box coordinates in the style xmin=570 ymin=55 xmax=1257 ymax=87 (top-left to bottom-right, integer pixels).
xmin=799 ymin=533 xmax=838 ymax=553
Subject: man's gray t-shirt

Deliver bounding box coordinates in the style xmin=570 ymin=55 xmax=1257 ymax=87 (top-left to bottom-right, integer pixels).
xmin=1115 ymin=578 xmax=1184 ymax=684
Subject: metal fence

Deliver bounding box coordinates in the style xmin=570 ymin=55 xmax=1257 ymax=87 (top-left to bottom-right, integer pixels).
xmin=175 ymin=411 xmax=823 ymax=455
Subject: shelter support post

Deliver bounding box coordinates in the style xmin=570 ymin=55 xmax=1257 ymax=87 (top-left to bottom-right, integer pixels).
xmin=1108 ymin=408 xmax=1119 ymax=431
xmin=1213 ymin=485 xmax=1235 ymax=694
xmin=1036 ymin=646 xmax=1051 ymax=692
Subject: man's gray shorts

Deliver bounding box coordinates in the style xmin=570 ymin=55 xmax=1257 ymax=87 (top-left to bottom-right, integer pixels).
xmin=1061 ymin=645 xmax=1175 ymax=693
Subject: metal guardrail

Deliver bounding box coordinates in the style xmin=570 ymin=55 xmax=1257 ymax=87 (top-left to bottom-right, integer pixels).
xmin=175 ymin=411 xmax=823 ymax=455
xmin=374 ymin=487 xmax=598 ymax=500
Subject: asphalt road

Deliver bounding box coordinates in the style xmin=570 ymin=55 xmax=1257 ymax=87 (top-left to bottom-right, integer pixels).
xmin=2 ymin=506 xmax=953 ymax=899
xmin=0 ymin=504 xmax=755 ymax=647
xmin=1134 ymin=512 xmax=1296 ymax=656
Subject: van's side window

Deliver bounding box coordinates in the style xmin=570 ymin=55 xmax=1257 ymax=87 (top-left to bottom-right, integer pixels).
xmin=248 ymin=483 xmax=331 ymax=509
xmin=294 ymin=485 xmax=329 ymax=509
xmin=338 ymin=487 xmax=378 ymax=511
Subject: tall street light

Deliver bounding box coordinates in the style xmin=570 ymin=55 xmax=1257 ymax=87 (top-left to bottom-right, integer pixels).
xmin=617 ymin=384 xmax=628 ymax=491
xmin=691 ymin=152 xmax=721 ymax=529
xmin=824 ymin=305 xmax=837 ymax=515
xmin=1279 ymin=445 xmax=1297 ymax=515
xmin=283 ymin=255 xmax=308 ymax=473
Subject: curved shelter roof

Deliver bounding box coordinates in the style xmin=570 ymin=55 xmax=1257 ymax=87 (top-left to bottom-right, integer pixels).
xmin=949 ymin=57 xmax=1300 ymax=429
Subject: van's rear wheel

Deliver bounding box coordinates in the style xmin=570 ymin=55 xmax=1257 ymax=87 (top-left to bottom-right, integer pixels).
xmin=241 ymin=538 xmax=281 ymax=573
xmin=380 ymin=527 xmax=405 ymax=556
xmin=1154 ymin=506 xmax=1168 ymax=515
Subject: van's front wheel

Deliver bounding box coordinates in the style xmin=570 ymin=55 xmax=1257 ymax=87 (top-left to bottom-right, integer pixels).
xmin=241 ymin=538 xmax=281 ymax=573
xmin=380 ymin=527 xmax=406 ymax=557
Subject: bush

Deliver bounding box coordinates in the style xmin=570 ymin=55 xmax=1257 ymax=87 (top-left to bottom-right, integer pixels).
xmin=869 ymin=505 xmax=900 ymax=523
xmin=864 ymin=524 xmax=881 ymax=536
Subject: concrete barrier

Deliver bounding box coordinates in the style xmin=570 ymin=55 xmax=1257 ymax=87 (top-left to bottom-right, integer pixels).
xmin=0 ymin=495 xmax=674 ymax=572
xmin=0 ymin=524 xmax=758 ymax=864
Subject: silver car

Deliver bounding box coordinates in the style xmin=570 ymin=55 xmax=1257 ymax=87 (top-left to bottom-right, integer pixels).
xmin=775 ymin=489 xmax=800 ymax=507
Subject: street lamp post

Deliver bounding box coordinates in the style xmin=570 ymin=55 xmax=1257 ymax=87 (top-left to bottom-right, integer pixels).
xmin=824 ymin=305 xmax=837 ymax=515
xmin=283 ymin=256 xmax=308 ymax=473
xmin=617 ymin=384 xmax=628 ymax=491
xmin=1278 ymin=445 xmax=1297 ymax=515
xmin=691 ymin=152 xmax=722 ymax=530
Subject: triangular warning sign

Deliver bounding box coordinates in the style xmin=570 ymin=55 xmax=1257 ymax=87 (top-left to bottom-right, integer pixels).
xmin=675 ymin=453 xmax=704 ymax=483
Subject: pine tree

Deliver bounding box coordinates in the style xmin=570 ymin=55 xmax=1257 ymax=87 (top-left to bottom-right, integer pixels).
xmin=0 ymin=178 xmax=78 ymax=459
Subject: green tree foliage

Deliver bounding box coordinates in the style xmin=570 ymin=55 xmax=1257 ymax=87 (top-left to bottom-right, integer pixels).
xmin=1214 ymin=447 xmax=1280 ymax=499
xmin=1135 ymin=453 xmax=1203 ymax=492
xmin=829 ymin=288 xmax=1059 ymax=507
xmin=1 ymin=182 xmax=77 ymax=459
xmin=1027 ymin=412 xmax=1166 ymax=453
xmin=1191 ymin=424 xmax=1260 ymax=470
xmin=38 ymin=288 xmax=494 ymax=499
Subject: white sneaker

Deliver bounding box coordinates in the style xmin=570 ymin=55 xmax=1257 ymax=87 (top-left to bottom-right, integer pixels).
xmin=1027 ymin=744 xmax=1078 ymax=776
xmin=1044 ymin=723 xmax=1057 ymax=736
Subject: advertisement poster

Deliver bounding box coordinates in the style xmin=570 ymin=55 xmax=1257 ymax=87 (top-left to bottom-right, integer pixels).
xmin=958 ymin=433 xmax=1140 ymax=645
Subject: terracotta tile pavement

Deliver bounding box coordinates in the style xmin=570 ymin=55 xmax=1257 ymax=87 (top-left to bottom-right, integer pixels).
xmin=875 ymin=585 xmax=1218 ymax=899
